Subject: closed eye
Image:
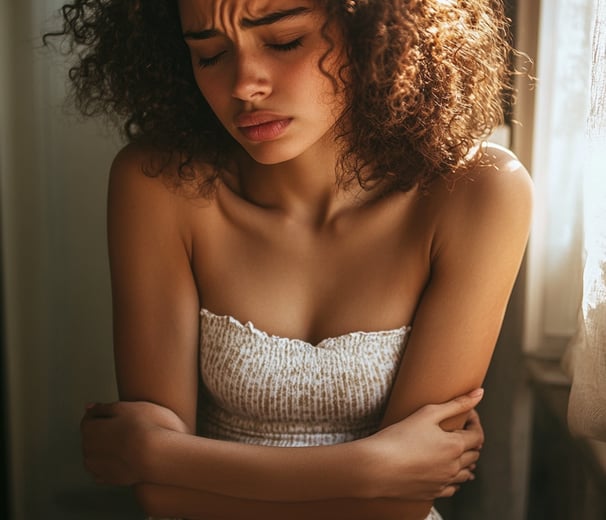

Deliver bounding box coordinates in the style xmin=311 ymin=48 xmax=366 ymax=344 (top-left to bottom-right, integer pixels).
xmin=198 ymin=51 xmax=227 ymax=68
xmin=197 ymin=37 xmax=303 ymax=69
xmin=268 ymin=37 xmax=303 ymax=52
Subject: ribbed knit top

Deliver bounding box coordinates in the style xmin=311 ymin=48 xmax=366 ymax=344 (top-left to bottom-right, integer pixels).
xmin=197 ymin=308 xmax=411 ymax=447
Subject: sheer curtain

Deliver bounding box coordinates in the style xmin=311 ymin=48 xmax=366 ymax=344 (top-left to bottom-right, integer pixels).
xmin=525 ymin=0 xmax=606 ymax=440
xmin=563 ymin=0 xmax=606 ymax=440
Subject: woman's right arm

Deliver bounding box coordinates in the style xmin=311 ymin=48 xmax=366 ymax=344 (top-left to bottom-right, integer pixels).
xmin=85 ymin=396 xmax=482 ymax=520
xmin=91 ymin=144 xmax=481 ymax=518
xmin=132 ymin=402 xmax=483 ymax=520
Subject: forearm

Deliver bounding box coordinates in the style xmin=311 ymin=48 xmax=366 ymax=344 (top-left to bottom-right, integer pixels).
xmin=141 ymin=429 xmax=378 ymax=502
xmin=136 ymin=484 xmax=432 ymax=520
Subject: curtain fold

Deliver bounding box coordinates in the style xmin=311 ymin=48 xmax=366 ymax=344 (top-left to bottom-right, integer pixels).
xmin=562 ymin=0 xmax=606 ymax=441
xmin=523 ymin=0 xmax=591 ymax=357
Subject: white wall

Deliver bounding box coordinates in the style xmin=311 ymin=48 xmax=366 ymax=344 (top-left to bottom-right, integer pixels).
xmin=1 ymin=1 xmax=136 ymax=518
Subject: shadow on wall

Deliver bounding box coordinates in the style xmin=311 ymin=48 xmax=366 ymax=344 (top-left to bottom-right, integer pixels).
xmin=2 ymin=2 xmax=121 ymax=519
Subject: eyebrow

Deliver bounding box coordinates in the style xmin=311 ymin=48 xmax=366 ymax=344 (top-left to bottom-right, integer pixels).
xmin=182 ymin=6 xmax=312 ymax=40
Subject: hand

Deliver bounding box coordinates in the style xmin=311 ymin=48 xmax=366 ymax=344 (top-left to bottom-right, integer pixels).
xmin=363 ymin=389 xmax=484 ymax=501
xmin=81 ymin=400 xmax=188 ymax=486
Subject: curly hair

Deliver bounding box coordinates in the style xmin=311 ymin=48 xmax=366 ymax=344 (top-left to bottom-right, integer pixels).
xmin=44 ymin=0 xmax=513 ymax=195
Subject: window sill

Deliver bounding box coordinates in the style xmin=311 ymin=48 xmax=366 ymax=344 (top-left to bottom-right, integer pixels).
xmin=525 ymin=356 xmax=606 ymax=491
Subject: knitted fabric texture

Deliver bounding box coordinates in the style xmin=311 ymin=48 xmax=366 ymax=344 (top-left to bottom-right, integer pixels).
xmin=197 ymin=308 xmax=411 ymax=446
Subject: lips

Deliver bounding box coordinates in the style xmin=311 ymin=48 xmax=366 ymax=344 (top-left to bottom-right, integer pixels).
xmin=234 ymin=111 xmax=292 ymax=142
xmin=235 ymin=111 xmax=288 ymax=127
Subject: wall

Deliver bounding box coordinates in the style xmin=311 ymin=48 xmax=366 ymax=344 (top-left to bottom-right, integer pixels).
xmin=0 ymin=0 xmax=12 ymax=516
xmin=1 ymin=1 xmax=132 ymax=518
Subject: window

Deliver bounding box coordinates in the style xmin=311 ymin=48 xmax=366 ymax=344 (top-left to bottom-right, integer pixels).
xmin=521 ymin=0 xmax=606 ymax=439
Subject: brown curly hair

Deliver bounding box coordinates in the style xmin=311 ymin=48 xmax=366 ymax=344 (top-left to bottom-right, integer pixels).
xmin=44 ymin=0 xmax=512 ymax=194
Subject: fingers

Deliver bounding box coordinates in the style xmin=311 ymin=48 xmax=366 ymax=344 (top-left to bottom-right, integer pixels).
xmin=463 ymin=409 xmax=480 ymax=428
xmin=80 ymin=405 xmax=119 ymax=456
xmin=436 ymin=464 xmax=478 ymax=498
xmin=451 ymin=467 xmax=476 ymax=485
xmin=429 ymin=388 xmax=484 ymax=423
xmin=459 ymin=448 xmax=480 ymax=469
xmin=458 ymin=417 xmax=485 ymax=451
xmin=437 ymin=484 xmax=460 ymax=498
xmin=84 ymin=402 xmax=118 ymax=418
xmin=463 ymin=409 xmax=482 ymax=434
xmin=458 ymin=428 xmax=484 ymax=453
xmin=428 ymin=445 xmax=481 ymax=500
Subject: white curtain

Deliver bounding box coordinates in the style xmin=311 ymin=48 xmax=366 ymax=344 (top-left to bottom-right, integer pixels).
xmin=526 ymin=0 xmax=606 ymax=440
xmin=563 ymin=0 xmax=606 ymax=440
xmin=522 ymin=0 xmax=591 ymax=358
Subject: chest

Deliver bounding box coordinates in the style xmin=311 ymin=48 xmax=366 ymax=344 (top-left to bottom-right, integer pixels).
xmin=197 ymin=307 xmax=411 ymax=445
xmin=188 ymin=193 xmax=434 ymax=344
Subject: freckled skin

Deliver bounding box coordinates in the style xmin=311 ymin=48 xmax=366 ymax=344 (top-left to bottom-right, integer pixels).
xmin=179 ymin=0 xmax=345 ymax=166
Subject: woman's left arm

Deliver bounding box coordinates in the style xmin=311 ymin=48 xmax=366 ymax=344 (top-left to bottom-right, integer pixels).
xmin=381 ymin=145 xmax=533 ymax=432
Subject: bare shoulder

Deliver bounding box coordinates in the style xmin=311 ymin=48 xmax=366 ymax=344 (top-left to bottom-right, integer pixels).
xmin=471 ymin=142 xmax=533 ymax=200
xmin=428 ymin=142 xmax=533 ymax=257
xmin=437 ymin=143 xmax=532 ymax=224
xmin=108 ymin=143 xmax=214 ymax=221
xmin=109 ymin=143 xmax=177 ymax=205
xmin=107 ymin=143 xmax=199 ymax=256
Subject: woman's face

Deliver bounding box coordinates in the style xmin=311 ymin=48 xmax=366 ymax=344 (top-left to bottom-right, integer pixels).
xmin=178 ymin=0 xmax=346 ymax=165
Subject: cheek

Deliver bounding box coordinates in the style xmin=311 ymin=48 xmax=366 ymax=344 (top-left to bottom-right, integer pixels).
xmin=303 ymin=45 xmax=345 ymax=102
xmin=303 ymin=63 xmax=344 ymax=118
xmin=195 ymin=75 xmax=230 ymax=120
xmin=290 ymin=57 xmax=334 ymax=104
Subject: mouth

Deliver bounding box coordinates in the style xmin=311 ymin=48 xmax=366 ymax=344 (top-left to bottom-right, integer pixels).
xmin=235 ymin=111 xmax=289 ymax=127
xmin=235 ymin=112 xmax=292 ymax=142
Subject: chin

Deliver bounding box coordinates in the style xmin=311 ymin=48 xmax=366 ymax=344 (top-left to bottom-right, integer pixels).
xmin=242 ymin=142 xmax=306 ymax=166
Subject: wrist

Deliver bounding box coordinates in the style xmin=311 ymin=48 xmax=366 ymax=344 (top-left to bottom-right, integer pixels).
xmin=354 ymin=431 xmax=413 ymax=500
xmin=350 ymin=437 xmax=386 ymax=500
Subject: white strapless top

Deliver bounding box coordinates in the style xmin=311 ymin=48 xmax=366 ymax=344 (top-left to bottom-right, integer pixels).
xmin=197 ymin=308 xmax=411 ymax=446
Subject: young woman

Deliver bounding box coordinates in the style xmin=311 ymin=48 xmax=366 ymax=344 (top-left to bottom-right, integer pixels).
xmin=48 ymin=0 xmax=532 ymax=518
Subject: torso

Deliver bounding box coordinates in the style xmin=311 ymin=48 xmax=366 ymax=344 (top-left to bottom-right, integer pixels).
xmin=112 ymin=140 xmax=531 ymax=520
xmin=196 ymin=306 xmax=411 ymax=446
xmin=182 ymin=176 xmax=442 ymax=344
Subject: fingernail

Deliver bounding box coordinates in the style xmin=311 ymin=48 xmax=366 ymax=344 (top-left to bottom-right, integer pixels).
xmin=469 ymin=388 xmax=484 ymax=399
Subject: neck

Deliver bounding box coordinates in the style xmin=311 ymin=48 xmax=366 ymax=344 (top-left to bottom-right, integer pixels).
xmin=230 ymin=134 xmax=373 ymax=228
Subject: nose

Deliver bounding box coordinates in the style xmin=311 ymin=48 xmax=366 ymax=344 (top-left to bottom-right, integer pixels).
xmin=231 ymin=49 xmax=272 ymax=101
